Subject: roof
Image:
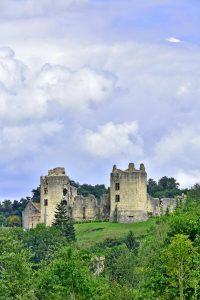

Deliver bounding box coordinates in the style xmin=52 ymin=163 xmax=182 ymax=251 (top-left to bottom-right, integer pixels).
xmin=31 ymin=202 xmax=41 ymax=212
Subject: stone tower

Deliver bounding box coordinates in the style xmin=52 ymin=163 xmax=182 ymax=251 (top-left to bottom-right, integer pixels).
xmin=110 ymin=163 xmax=148 ymax=223
xmin=40 ymin=167 xmax=77 ymax=226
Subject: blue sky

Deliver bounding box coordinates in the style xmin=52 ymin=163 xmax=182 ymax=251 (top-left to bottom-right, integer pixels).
xmin=0 ymin=0 xmax=200 ymax=200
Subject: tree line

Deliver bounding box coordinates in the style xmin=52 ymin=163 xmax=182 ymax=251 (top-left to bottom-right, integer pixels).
xmin=1 ymin=184 xmax=200 ymax=299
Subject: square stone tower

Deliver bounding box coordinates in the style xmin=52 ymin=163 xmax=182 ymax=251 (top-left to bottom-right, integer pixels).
xmin=40 ymin=167 xmax=77 ymax=226
xmin=110 ymin=163 xmax=148 ymax=223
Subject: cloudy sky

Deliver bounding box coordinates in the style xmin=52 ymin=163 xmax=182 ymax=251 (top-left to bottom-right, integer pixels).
xmin=0 ymin=0 xmax=200 ymax=200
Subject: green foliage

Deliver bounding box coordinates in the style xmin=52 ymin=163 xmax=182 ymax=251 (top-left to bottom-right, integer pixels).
xmin=78 ymin=184 xmax=109 ymax=199
xmin=125 ymin=230 xmax=138 ymax=254
xmin=0 ymin=213 xmax=6 ymax=226
xmin=31 ymin=186 xmax=40 ymax=203
xmin=0 ymin=229 xmax=35 ymax=299
xmin=6 ymin=214 xmax=21 ymax=227
xmin=1 ymin=182 xmax=200 ymax=300
xmin=53 ymin=200 xmax=69 ymax=228
xmin=65 ymin=221 xmax=76 ymax=242
xmin=148 ymin=176 xmax=183 ymax=198
xmin=22 ymin=224 xmax=67 ymax=265
xmin=35 ymin=247 xmax=103 ymax=299
xmin=162 ymin=234 xmax=198 ymax=300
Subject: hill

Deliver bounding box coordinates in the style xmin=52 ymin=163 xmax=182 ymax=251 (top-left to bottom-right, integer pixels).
xmin=75 ymin=218 xmax=156 ymax=247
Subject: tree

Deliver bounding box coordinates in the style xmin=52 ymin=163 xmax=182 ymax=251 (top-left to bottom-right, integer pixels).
xmin=65 ymin=221 xmax=76 ymax=242
xmin=0 ymin=213 xmax=6 ymax=227
xmin=162 ymin=234 xmax=197 ymax=300
xmin=53 ymin=200 xmax=69 ymax=228
xmin=6 ymin=215 xmax=21 ymax=227
xmin=147 ymin=179 xmax=158 ymax=197
xmin=31 ymin=186 xmax=40 ymax=202
xmin=78 ymin=184 xmax=109 ymax=199
xmin=0 ymin=229 xmax=34 ymax=299
xmin=125 ymin=230 xmax=138 ymax=254
xmin=35 ymin=247 xmax=97 ymax=299
xmin=22 ymin=224 xmax=67 ymax=265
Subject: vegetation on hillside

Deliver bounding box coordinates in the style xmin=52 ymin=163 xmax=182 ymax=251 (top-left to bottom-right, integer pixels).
xmin=0 ymin=183 xmax=200 ymax=299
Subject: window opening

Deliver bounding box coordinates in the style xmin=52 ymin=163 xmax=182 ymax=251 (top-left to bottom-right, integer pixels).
xmin=115 ymin=183 xmax=120 ymax=190
xmin=115 ymin=195 xmax=120 ymax=202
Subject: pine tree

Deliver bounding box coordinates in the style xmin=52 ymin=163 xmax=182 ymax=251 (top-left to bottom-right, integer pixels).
xmin=65 ymin=221 xmax=76 ymax=242
xmin=53 ymin=200 xmax=69 ymax=228
xmin=125 ymin=230 xmax=138 ymax=254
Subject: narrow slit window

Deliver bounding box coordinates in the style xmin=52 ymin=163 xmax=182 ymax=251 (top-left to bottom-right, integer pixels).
xmin=115 ymin=195 xmax=120 ymax=202
xmin=115 ymin=183 xmax=120 ymax=190
xmin=44 ymin=199 xmax=48 ymax=206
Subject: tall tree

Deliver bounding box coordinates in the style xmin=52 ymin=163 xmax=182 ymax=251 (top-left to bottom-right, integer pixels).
xmin=162 ymin=234 xmax=197 ymax=300
xmin=53 ymin=200 xmax=69 ymax=228
xmin=65 ymin=221 xmax=76 ymax=242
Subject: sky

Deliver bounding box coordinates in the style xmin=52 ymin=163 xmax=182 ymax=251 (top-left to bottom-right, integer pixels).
xmin=0 ymin=0 xmax=200 ymax=200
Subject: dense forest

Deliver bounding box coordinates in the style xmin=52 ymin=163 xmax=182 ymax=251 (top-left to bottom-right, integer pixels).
xmin=0 ymin=180 xmax=200 ymax=299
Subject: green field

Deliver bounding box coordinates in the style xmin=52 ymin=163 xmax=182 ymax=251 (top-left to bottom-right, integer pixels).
xmin=75 ymin=218 xmax=156 ymax=247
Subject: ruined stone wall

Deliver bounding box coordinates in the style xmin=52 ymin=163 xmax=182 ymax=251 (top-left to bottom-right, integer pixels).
xmin=72 ymin=195 xmax=99 ymax=221
xmin=110 ymin=163 xmax=148 ymax=223
xmin=40 ymin=167 xmax=77 ymax=226
xmin=22 ymin=202 xmax=40 ymax=229
xmin=98 ymin=194 xmax=110 ymax=220
xmin=22 ymin=165 xmax=185 ymax=228
xmin=147 ymin=195 xmax=184 ymax=216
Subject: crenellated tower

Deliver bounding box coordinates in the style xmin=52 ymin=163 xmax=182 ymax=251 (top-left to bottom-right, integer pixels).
xmin=40 ymin=167 xmax=77 ymax=226
xmin=110 ymin=162 xmax=148 ymax=223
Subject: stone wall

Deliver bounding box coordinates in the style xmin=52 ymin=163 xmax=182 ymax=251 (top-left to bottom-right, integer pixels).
xmin=72 ymin=195 xmax=99 ymax=221
xmin=110 ymin=163 xmax=148 ymax=223
xmin=22 ymin=202 xmax=41 ymax=229
xmin=40 ymin=167 xmax=77 ymax=226
xmin=22 ymin=165 xmax=184 ymax=228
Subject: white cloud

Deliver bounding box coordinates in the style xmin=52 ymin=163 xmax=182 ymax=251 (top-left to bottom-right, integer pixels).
xmin=82 ymin=121 xmax=143 ymax=158
xmin=32 ymin=64 xmax=116 ymax=111
xmin=0 ymin=0 xmax=87 ymax=18
xmin=0 ymin=47 xmax=29 ymax=91
xmin=166 ymin=37 xmax=181 ymax=43
xmin=0 ymin=48 xmax=117 ymax=122
xmin=0 ymin=121 xmax=64 ymax=160
xmin=176 ymin=169 xmax=200 ymax=188
xmin=152 ymin=125 xmax=200 ymax=170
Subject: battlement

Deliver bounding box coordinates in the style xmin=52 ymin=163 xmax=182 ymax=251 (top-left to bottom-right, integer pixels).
xmin=112 ymin=162 xmax=146 ymax=174
xmin=110 ymin=162 xmax=147 ymax=223
xmin=48 ymin=167 xmax=66 ymax=176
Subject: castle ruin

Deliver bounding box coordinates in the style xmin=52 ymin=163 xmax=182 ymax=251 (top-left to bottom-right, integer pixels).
xmin=22 ymin=164 xmax=184 ymax=229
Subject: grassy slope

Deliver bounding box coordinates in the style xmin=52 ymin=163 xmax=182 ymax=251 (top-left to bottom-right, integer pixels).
xmin=75 ymin=218 xmax=156 ymax=247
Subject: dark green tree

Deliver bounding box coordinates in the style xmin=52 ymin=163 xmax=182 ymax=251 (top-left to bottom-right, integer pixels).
xmin=147 ymin=178 xmax=158 ymax=196
xmin=53 ymin=200 xmax=69 ymax=228
xmin=22 ymin=223 xmax=67 ymax=265
xmin=78 ymin=184 xmax=109 ymax=199
xmin=125 ymin=230 xmax=138 ymax=254
xmin=65 ymin=221 xmax=76 ymax=242
xmin=0 ymin=213 xmax=6 ymax=227
xmin=31 ymin=186 xmax=40 ymax=202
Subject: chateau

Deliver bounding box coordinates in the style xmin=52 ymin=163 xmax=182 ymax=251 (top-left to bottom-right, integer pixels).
xmin=22 ymin=163 xmax=184 ymax=229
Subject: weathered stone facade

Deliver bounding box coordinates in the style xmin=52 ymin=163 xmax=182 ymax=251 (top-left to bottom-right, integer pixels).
xmin=22 ymin=164 xmax=184 ymax=228
xmin=22 ymin=202 xmax=41 ymax=229
xmin=110 ymin=163 xmax=185 ymax=223
xmin=110 ymin=163 xmax=148 ymax=223
xmin=40 ymin=167 xmax=78 ymax=226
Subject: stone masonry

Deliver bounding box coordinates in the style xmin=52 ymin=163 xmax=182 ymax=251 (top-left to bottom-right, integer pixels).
xmin=22 ymin=164 xmax=184 ymax=229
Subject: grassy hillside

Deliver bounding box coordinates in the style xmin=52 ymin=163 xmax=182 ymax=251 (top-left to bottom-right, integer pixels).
xmin=75 ymin=218 xmax=156 ymax=247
